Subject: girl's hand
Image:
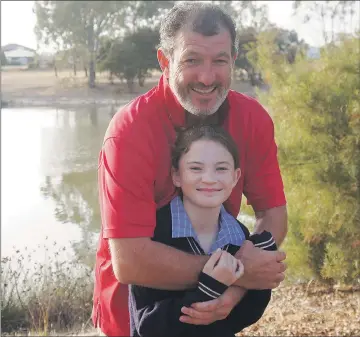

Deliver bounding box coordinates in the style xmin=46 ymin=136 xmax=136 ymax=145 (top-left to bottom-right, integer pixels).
xmin=202 ymin=248 xmax=244 ymax=286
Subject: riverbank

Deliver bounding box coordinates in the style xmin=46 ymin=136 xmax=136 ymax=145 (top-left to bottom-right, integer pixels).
xmin=2 ymin=243 xmax=359 ymax=336
xmin=1 ymin=68 xmax=258 ymax=108
xmin=3 ymin=283 xmax=359 ymax=336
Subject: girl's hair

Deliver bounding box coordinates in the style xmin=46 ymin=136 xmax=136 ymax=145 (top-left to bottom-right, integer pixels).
xmin=172 ymin=125 xmax=240 ymax=169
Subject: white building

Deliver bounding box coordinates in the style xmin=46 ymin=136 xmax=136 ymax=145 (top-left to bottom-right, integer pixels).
xmin=2 ymin=44 xmax=36 ymax=65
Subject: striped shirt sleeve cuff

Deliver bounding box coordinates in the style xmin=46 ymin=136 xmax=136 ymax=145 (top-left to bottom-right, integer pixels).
xmin=249 ymin=231 xmax=277 ymax=251
xmin=196 ymin=272 xmax=228 ymax=301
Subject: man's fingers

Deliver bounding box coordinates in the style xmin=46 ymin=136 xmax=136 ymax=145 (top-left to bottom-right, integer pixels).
xmin=190 ymin=298 xmax=218 ymax=311
xmin=276 ymin=250 xmax=286 ymax=262
xmin=181 ymin=306 xmax=212 ymax=319
xmin=179 ymin=315 xmax=209 ymax=325
xmin=278 ymin=261 xmax=287 ymax=273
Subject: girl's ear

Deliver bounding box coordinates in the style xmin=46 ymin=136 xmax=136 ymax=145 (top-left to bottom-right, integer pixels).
xmin=232 ymin=168 xmax=241 ymax=188
xmin=171 ymin=167 xmax=181 ymax=187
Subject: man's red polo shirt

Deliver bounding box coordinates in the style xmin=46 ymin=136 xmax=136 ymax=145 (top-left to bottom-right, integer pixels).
xmin=93 ymin=75 xmax=286 ymax=336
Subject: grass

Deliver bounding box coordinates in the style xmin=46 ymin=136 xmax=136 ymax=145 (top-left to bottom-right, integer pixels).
xmin=1 ymin=242 xmax=94 ymax=335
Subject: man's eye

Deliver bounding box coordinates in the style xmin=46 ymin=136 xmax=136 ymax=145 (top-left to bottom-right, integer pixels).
xmin=185 ymin=59 xmax=198 ymax=65
xmin=190 ymin=167 xmax=201 ymax=171
xmin=214 ymin=59 xmax=228 ymax=65
xmin=217 ymin=167 xmax=228 ymax=171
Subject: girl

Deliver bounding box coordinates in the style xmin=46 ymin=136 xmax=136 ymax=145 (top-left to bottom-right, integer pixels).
xmin=129 ymin=125 xmax=276 ymax=337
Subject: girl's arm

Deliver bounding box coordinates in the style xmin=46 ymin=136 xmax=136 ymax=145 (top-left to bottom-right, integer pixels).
xmin=131 ymin=272 xmax=228 ymax=337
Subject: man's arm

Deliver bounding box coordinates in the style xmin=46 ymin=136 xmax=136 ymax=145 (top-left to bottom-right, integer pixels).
xmin=253 ymin=205 xmax=288 ymax=246
xmin=109 ymin=237 xmax=208 ymax=290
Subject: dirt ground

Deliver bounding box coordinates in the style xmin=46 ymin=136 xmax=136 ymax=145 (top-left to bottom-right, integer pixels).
xmin=62 ymin=283 xmax=360 ymax=336
xmin=237 ymin=282 xmax=360 ymax=336
xmin=1 ymin=67 xmax=257 ymax=107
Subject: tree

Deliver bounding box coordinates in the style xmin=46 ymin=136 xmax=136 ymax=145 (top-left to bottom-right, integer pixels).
xmin=119 ymin=1 xmax=175 ymax=33
xmin=236 ymin=26 xmax=307 ymax=86
xmin=254 ymin=33 xmax=360 ymax=284
xmin=293 ymin=1 xmax=359 ymax=45
xmin=98 ymin=28 xmax=160 ymax=92
xmin=34 ymin=1 xmax=127 ymax=88
xmin=1 ymin=50 xmax=7 ymax=66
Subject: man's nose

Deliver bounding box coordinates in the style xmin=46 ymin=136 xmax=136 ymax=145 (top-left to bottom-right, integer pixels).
xmin=197 ymin=64 xmax=216 ymax=86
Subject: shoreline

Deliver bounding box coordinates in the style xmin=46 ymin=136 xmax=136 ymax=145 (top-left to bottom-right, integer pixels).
xmin=1 ymin=97 xmax=132 ymax=109
xmin=1 ymin=69 xmax=258 ymax=109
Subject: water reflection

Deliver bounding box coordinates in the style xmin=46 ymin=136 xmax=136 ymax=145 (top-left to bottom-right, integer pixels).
xmin=1 ymin=105 xmax=115 ymax=268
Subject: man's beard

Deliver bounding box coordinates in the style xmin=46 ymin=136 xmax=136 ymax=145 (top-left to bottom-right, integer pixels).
xmin=169 ymin=73 xmax=231 ymax=117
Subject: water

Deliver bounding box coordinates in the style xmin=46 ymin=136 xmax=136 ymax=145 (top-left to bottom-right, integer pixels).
xmin=1 ymin=106 xmax=256 ymax=268
xmin=1 ymin=106 xmax=115 ymax=267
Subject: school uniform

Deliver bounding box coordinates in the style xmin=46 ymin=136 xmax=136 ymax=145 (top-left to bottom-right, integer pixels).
xmin=129 ymin=196 xmax=277 ymax=337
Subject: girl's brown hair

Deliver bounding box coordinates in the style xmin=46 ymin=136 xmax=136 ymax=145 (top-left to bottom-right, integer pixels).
xmin=172 ymin=125 xmax=240 ymax=169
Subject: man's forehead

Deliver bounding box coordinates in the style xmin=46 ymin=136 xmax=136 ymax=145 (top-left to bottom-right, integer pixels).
xmin=174 ymin=27 xmax=232 ymax=54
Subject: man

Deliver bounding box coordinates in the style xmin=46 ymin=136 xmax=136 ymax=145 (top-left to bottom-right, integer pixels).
xmin=93 ymin=3 xmax=288 ymax=336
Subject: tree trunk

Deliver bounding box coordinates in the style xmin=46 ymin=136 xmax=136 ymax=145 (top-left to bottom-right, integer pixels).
xmin=54 ymin=64 xmax=58 ymax=78
xmin=87 ymin=19 xmax=96 ymax=88
xmin=84 ymin=66 xmax=88 ymax=77
xmin=127 ymin=78 xmax=134 ymax=93
xmin=73 ymin=48 xmax=77 ymax=76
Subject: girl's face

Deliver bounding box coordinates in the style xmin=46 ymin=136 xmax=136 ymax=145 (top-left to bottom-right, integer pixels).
xmin=172 ymin=139 xmax=241 ymax=209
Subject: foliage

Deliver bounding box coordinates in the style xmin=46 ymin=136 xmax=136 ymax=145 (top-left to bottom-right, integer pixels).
xmin=255 ymin=33 xmax=360 ymax=284
xmin=34 ymin=1 xmax=127 ymax=87
xmin=1 ymin=51 xmax=8 ymax=66
xmin=98 ymin=28 xmax=160 ymax=92
xmin=237 ymin=26 xmax=308 ymax=86
xmin=120 ymin=1 xmax=175 ymax=33
xmin=293 ymin=1 xmax=359 ymax=45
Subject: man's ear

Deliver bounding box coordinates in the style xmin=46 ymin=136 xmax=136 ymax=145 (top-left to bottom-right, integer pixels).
xmin=232 ymin=53 xmax=238 ymax=63
xmin=171 ymin=167 xmax=181 ymax=188
xmin=157 ymin=48 xmax=170 ymax=78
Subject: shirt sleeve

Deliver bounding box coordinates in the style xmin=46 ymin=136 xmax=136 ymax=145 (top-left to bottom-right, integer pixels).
xmin=249 ymin=231 xmax=277 ymax=251
xmin=225 ymin=289 xmax=272 ymax=333
xmin=243 ymin=105 xmax=286 ymax=211
xmin=225 ymin=231 xmax=276 ymax=333
xmin=131 ymin=272 xmax=228 ymax=337
xmin=98 ymin=135 xmax=156 ymax=238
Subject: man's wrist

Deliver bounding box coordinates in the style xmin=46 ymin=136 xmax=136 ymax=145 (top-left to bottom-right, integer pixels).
xmin=227 ymin=285 xmax=247 ymax=305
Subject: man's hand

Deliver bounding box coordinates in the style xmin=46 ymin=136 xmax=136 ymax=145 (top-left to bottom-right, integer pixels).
xmin=235 ymin=240 xmax=286 ymax=289
xmin=179 ymin=286 xmax=247 ymax=325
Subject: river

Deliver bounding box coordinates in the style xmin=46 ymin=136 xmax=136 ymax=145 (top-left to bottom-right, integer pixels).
xmin=2 ymin=105 xmax=255 ymax=268
xmin=1 ymin=106 xmax=117 ymax=267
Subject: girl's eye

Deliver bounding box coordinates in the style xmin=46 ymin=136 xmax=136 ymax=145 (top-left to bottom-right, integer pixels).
xmin=190 ymin=167 xmax=201 ymax=171
xmin=217 ymin=167 xmax=228 ymax=171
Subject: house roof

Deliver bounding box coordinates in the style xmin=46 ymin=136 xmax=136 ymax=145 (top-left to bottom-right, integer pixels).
xmin=1 ymin=43 xmax=36 ymax=52
xmin=4 ymin=49 xmax=35 ymax=58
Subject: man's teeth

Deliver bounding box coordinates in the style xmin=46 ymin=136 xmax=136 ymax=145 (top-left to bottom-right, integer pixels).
xmin=192 ymin=87 xmax=215 ymax=94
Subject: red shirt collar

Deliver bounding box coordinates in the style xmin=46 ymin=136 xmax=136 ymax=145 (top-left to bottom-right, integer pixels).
xmin=157 ymin=75 xmax=186 ymax=128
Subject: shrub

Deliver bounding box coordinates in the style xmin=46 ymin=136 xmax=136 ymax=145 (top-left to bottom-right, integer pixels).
xmin=1 ymin=243 xmax=94 ymax=335
xmin=254 ymin=33 xmax=360 ymax=285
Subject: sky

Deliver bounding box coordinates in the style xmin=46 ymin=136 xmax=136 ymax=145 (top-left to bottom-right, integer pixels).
xmin=1 ymin=1 xmax=359 ymax=52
